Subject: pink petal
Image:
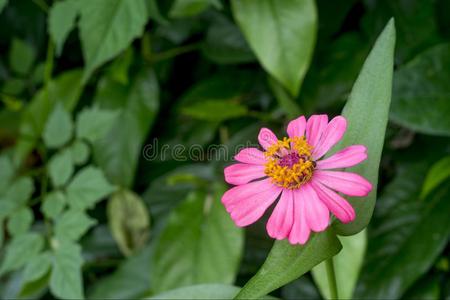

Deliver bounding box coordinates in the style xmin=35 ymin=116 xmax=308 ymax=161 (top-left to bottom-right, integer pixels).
xmin=234 ymin=148 xmax=267 ymax=165
xmin=222 ymin=179 xmax=269 ymax=207
xmin=266 ymin=189 xmax=294 ymax=240
xmin=288 ymin=189 xmax=311 ymax=245
xmin=302 ymin=183 xmax=330 ymax=232
xmin=314 ymin=170 xmax=372 ymax=197
xmin=316 ymin=145 xmax=367 ymax=170
xmin=306 ymin=115 xmax=328 ymax=148
xmin=312 ymin=116 xmax=347 ymax=159
xmin=287 ymin=116 xmax=306 ymax=138
xmin=224 ymin=164 xmax=266 ymax=185
xmin=311 ymin=180 xmax=355 ymax=223
xmin=222 ymin=179 xmax=282 ymax=227
xmin=258 ymin=128 xmax=278 ymax=150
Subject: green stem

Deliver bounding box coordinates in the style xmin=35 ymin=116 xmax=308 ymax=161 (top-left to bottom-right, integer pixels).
xmin=326 ymin=257 xmax=339 ymax=299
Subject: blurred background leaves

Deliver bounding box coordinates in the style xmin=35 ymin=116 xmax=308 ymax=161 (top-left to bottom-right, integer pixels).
xmin=0 ymin=0 xmax=450 ymax=299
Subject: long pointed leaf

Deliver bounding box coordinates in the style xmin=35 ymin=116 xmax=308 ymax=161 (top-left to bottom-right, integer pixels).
xmin=234 ymin=230 xmax=341 ymax=299
xmin=333 ymin=19 xmax=396 ymax=235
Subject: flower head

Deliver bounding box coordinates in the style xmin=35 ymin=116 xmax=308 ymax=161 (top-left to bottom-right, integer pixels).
xmin=222 ymin=115 xmax=372 ymax=245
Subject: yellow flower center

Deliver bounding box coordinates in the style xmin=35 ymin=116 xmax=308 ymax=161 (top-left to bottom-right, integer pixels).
xmin=264 ymin=136 xmax=315 ymax=189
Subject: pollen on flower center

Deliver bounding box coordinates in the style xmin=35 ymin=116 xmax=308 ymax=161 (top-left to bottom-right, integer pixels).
xmin=264 ymin=136 xmax=315 ymax=189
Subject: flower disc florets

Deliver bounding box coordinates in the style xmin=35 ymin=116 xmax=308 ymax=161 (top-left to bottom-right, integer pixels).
xmin=264 ymin=136 xmax=315 ymax=189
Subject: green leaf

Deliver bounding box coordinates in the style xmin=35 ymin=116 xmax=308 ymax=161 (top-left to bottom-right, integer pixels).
xmin=48 ymin=0 xmax=79 ymax=55
xmin=152 ymin=185 xmax=244 ymax=294
xmin=145 ymin=0 xmax=168 ymax=25
xmin=361 ymin=0 xmax=439 ymax=63
xmin=169 ymin=0 xmax=211 ymax=18
xmin=312 ymin=230 xmax=367 ymax=299
xmin=107 ymin=190 xmax=150 ymax=256
xmin=88 ymin=245 xmax=152 ymax=299
xmin=94 ymin=68 xmax=159 ymax=187
xmin=0 ymin=233 xmax=44 ymax=275
xmin=7 ymin=207 xmax=34 ymax=236
xmin=23 ymin=252 xmax=52 ymax=283
xmin=2 ymin=78 xmax=26 ymax=95
xmin=41 ymin=191 xmax=66 ymax=219
xmin=149 ymin=284 xmax=274 ymax=299
xmin=15 ymin=69 xmax=83 ymax=164
xmin=300 ymin=33 xmax=368 ymax=111
xmin=231 ymin=0 xmax=317 ymax=96
xmin=48 ymin=149 xmax=74 ymax=187
xmin=181 ymin=99 xmax=248 ymax=122
xmin=19 ymin=273 xmax=51 ymax=299
xmin=31 ymin=63 xmax=45 ymax=86
xmin=234 ymin=230 xmax=342 ymax=299
xmin=50 ymin=241 xmax=84 ymax=299
xmin=0 ymin=176 xmax=34 ymax=218
xmin=0 ymin=155 xmax=15 ymax=193
xmin=8 ymin=38 xmax=35 ymax=76
xmin=107 ymin=47 xmax=134 ymax=85
xmin=42 ymin=103 xmax=74 ymax=149
xmin=66 ymin=166 xmax=115 ymax=210
xmin=0 ymin=0 xmax=8 ymax=13
xmin=402 ymin=275 xmax=441 ymax=300
xmin=19 ymin=69 xmax=82 ymax=140
xmin=390 ymin=43 xmax=450 ymax=136
xmin=333 ymin=19 xmax=396 ymax=235
xmin=75 ymin=107 xmax=119 ymax=143
xmin=268 ymin=76 xmax=302 ymax=119
xmin=54 ymin=209 xmax=97 ymax=242
xmin=202 ymin=14 xmax=255 ymax=64
xmin=421 ymin=156 xmax=450 ymax=198
xmin=78 ymin=0 xmax=147 ymax=80
xmin=69 ymin=140 xmax=90 ymax=165
xmin=355 ymin=163 xmax=450 ymax=299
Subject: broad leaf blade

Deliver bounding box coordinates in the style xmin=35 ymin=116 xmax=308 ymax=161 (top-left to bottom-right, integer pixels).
xmin=235 ymin=230 xmax=342 ymax=299
xmin=42 ymin=103 xmax=73 ymax=149
xmin=48 ymin=149 xmax=74 ymax=187
xmin=107 ymin=190 xmax=150 ymax=256
xmin=76 ymin=107 xmax=119 ymax=143
xmin=88 ymin=245 xmax=152 ymax=299
xmin=54 ymin=209 xmax=97 ymax=242
xmin=14 ymin=69 xmax=83 ymax=164
xmin=149 ymin=284 xmax=275 ymax=300
xmin=231 ymin=0 xmax=317 ymax=96
xmin=41 ymin=191 xmax=66 ymax=219
xmin=50 ymin=241 xmax=84 ymax=299
xmin=48 ymin=0 xmax=79 ymax=55
xmin=333 ymin=19 xmax=396 ymax=235
xmin=79 ymin=0 xmax=147 ymax=80
xmin=7 ymin=207 xmax=34 ymax=236
xmin=23 ymin=252 xmax=52 ymax=283
xmin=421 ymin=155 xmax=450 ymax=198
xmin=355 ymin=163 xmax=450 ymax=299
xmin=8 ymin=38 xmax=35 ymax=76
xmin=390 ymin=43 xmax=450 ymax=136
xmin=66 ymin=166 xmax=115 ymax=210
xmin=93 ymin=68 xmax=159 ymax=188
xmin=0 ymin=233 xmax=44 ymax=275
xmin=151 ymin=185 xmax=244 ymax=293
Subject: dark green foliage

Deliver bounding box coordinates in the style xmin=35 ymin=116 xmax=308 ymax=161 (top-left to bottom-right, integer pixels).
xmin=0 ymin=0 xmax=449 ymax=299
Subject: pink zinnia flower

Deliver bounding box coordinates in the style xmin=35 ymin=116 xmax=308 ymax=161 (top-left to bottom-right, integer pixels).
xmin=222 ymin=115 xmax=372 ymax=245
